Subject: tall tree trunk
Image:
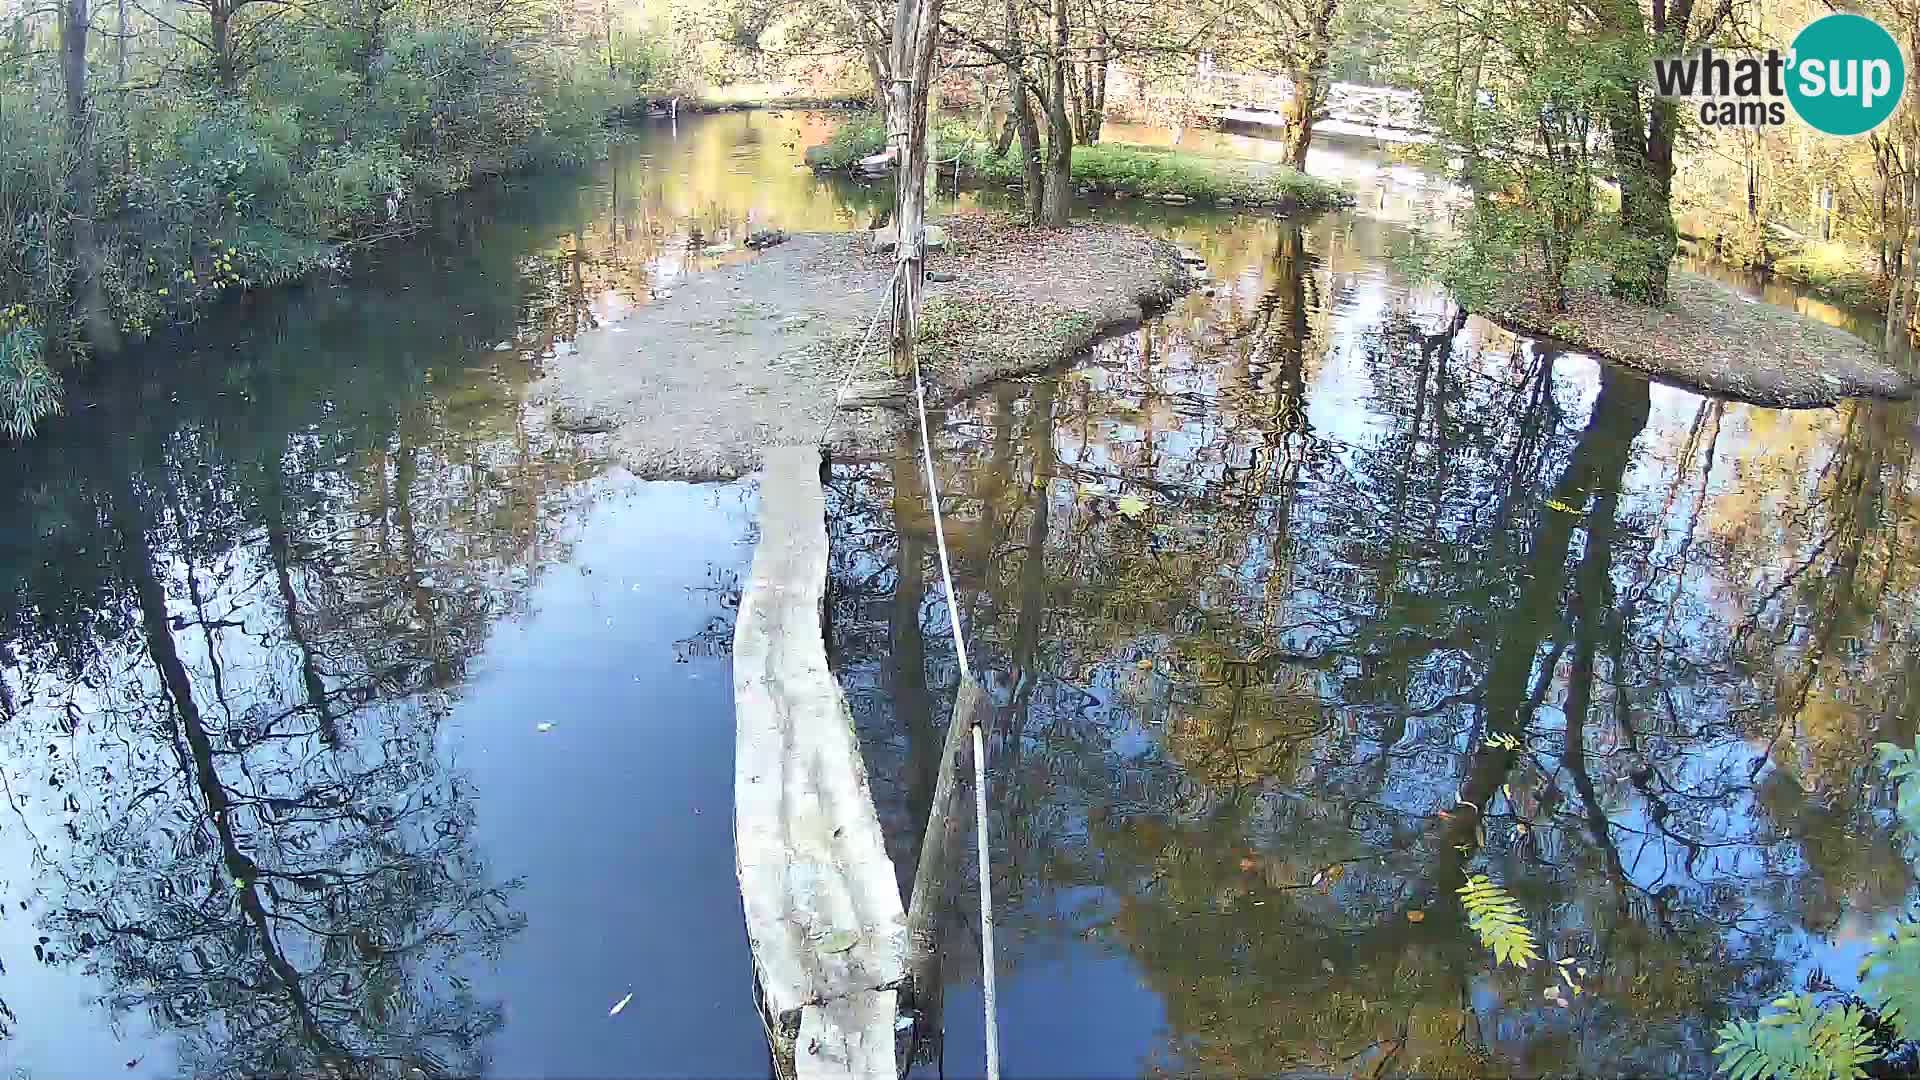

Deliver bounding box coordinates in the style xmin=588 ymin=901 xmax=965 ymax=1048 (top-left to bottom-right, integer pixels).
xmin=1087 ymin=37 xmax=1107 ymax=144
xmin=1279 ymin=0 xmax=1338 ymax=171
xmin=1005 ymin=0 xmax=1043 ymax=224
xmin=62 ymin=0 xmax=108 ymax=349
xmin=211 ymin=0 xmax=237 ymax=92
xmin=886 ymin=0 xmax=947 ymax=377
xmin=1603 ymin=0 xmax=1688 ymax=302
xmin=1039 ymin=0 xmax=1072 ymax=227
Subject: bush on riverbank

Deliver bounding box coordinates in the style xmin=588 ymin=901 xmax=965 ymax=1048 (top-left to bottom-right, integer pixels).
xmin=2 ymin=22 xmax=629 ymax=438
xmin=1773 ymin=241 xmax=1886 ymax=310
xmin=807 ymin=120 xmax=1349 ymax=211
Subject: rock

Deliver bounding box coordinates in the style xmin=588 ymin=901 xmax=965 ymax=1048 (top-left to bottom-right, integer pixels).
xmin=703 ymin=242 xmax=737 ymax=255
xmin=493 ymin=341 xmax=512 ymax=352
xmin=856 ymin=149 xmax=896 ymax=177
xmin=1159 ymin=193 xmax=1191 ymax=205
xmin=869 ymin=224 xmax=948 ymax=254
xmin=747 ymin=229 xmax=790 ymax=250
xmin=926 ymin=270 xmax=958 ymax=283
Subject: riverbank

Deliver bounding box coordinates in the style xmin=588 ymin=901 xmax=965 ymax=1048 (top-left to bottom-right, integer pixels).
xmin=1486 ymin=270 xmax=1914 ymax=408
xmin=1682 ymin=234 xmax=1887 ymax=312
xmin=534 ymin=212 xmax=1189 ymax=479
xmin=612 ymin=90 xmax=871 ymax=118
xmin=804 ymin=119 xmax=1352 ymax=211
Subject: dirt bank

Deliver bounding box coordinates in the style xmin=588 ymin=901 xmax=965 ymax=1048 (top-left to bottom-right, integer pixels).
xmin=1487 ymin=271 xmax=1915 ymax=408
xmin=533 ymin=212 xmax=1188 ymax=479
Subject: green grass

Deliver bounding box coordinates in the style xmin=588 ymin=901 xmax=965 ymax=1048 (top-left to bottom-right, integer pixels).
xmin=807 ymin=118 xmax=887 ymax=170
xmin=808 ymin=119 xmax=1351 ymax=210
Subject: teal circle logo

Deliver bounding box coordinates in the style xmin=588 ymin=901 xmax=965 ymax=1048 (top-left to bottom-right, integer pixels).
xmin=1787 ymin=13 xmax=1905 ymax=135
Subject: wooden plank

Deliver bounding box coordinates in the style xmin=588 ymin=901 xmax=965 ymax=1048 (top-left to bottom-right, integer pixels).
xmin=796 ymin=989 xmax=901 ymax=1080
xmin=734 ymin=444 xmax=908 ymax=1076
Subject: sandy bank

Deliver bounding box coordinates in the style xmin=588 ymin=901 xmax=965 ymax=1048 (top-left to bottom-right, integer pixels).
xmin=533 ymin=212 xmax=1189 ymax=480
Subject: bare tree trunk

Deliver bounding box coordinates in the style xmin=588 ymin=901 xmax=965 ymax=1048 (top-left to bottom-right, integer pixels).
xmin=1039 ymin=0 xmax=1072 ymax=226
xmin=1088 ymin=35 xmax=1107 ymax=143
xmin=1005 ymin=0 xmax=1043 ymax=224
xmin=850 ymin=2 xmax=891 ymax=111
xmin=211 ymin=0 xmax=237 ymax=92
xmin=62 ymin=0 xmax=109 ymax=349
xmin=886 ymin=0 xmax=948 ymax=378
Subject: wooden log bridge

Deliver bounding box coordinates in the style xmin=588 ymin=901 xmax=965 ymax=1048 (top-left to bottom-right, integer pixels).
xmin=734 ymin=444 xmax=909 ymax=1079
xmin=734 ymin=444 xmax=989 ymax=1079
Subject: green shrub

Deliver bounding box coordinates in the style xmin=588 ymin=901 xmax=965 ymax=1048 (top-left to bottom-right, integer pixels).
xmin=0 ymin=319 xmax=57 ymax=438
xmin=1773 ymin=242 xmax=1885 ymax=310
xmin=812 ymin=117 xmax=887 ymax=170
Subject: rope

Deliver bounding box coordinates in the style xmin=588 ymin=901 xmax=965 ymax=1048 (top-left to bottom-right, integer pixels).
xmin=818 ymin=265 xmax=904 ymax=449
xmin=907 ymin=313 xmax=1000 ymax=1080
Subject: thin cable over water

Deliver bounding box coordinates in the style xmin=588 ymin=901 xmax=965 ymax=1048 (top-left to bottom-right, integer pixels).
xmin=908 ymin=308 xmax=1000 ymax=1080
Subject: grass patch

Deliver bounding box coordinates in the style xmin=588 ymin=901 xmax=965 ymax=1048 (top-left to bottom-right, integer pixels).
xmin=1773 ymin=241 xmax=1886 ymax=310
xmin=1053 ymin=144 xmax=1350 ymax=210
xmin=807 ymin=119 xmax=1351 ymax=210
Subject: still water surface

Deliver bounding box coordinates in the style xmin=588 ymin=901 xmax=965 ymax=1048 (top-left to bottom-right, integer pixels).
xmin=0 ymin=110 xmax=1909 ymax=1078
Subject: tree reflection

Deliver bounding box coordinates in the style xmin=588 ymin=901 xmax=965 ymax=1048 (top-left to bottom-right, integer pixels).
xmin=826 ymin=210 xmax=1917 ymax=1076
xmin=0 ymin=168 xmax=612 ymax=1072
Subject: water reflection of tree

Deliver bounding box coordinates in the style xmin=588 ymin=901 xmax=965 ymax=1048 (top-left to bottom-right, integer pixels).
xmin=0 ymin=175 xmax=608 ymax=1071
xmin=826 ymin=211 xmax=1912 ymax=1075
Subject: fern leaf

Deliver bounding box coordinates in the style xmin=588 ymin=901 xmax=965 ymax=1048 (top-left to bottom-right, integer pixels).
xmin=1456 ymin=874 xmax=1539 ymax=968
xmin=1715 ymin=994 xmax=1881 ymax=1080
xmin=1879 ymin=739 xmax=1920 ymax=838
xmin=1811 ymin=1005 xmax=1878 ymax=1080
xmin=1859 ymin=919 xmax=1920 ymax=1037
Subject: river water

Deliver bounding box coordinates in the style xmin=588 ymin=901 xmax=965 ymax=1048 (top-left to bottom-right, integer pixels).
xmin=0 ymin=110 xmax=1910 ymax=1078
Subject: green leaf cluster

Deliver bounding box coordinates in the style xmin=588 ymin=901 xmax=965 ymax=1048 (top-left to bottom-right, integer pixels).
xmin=1457 ymin=874 xmax=1541 ymax=968
xmin=1711 ymin=737 xmax=1920 ymax=1079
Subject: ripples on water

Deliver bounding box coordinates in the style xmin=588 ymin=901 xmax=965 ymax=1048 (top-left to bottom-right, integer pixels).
xmin=0 ymin=110 xmax=1908 ymax=1078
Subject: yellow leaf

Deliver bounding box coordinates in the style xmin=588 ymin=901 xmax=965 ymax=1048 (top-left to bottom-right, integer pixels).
xmin=1116 ymin=494 xmax=1149 ymax=518
xmin=1407 ymin=910 xmax=1426 ymax=923
xmin=1544 ymin=498 xmax=1582 ymax=514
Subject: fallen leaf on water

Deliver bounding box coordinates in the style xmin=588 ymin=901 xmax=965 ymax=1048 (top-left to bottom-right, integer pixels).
xmin=1407 ymin=910 xmax=1426 ymax=923
xmin=609 ymin=992 xmax=633 ymax=1017
xmin=1115 ymin=494 xmax=1149 ymax=518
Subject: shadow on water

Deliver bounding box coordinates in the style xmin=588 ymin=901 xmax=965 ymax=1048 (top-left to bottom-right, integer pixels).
xmin=2 ymin=108 xmax=1912 ymax=1078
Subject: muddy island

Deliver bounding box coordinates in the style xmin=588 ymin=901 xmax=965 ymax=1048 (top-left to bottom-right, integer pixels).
xmin=534 ymin=212 xmax=1190 ymax=479
xmin=1484 ymin=270 xmax=1917 ymax=409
